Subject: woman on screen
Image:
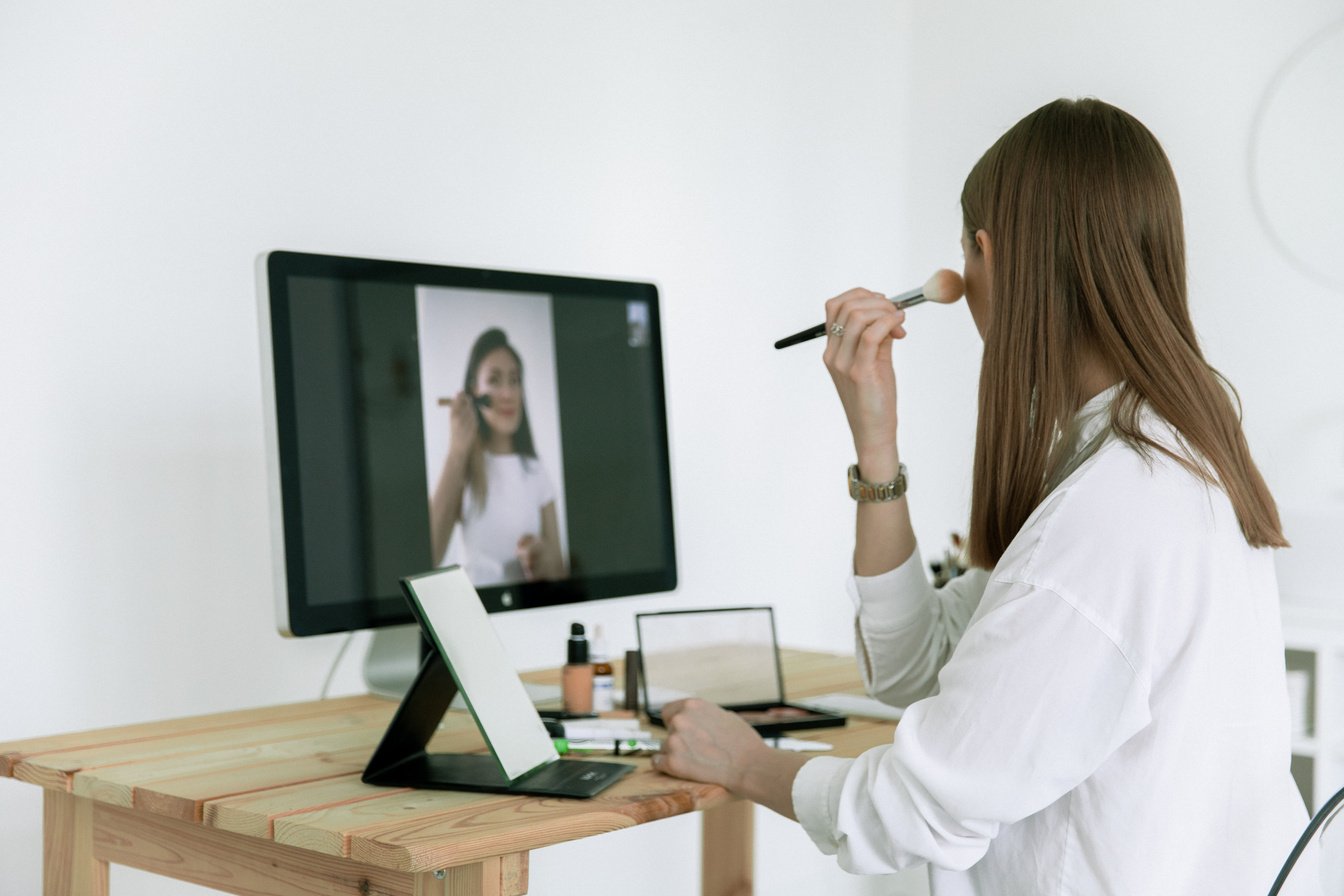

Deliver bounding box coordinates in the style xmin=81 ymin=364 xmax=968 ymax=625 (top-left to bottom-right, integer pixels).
xmin=649 ymin=98 xmax=1307 ymax=893
xmin=429 ymin=328 xmax=565 ymax=587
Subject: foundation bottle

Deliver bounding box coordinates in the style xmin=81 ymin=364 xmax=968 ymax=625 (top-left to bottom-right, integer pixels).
xmin=562 ymin=622 xmax=594 ymax=714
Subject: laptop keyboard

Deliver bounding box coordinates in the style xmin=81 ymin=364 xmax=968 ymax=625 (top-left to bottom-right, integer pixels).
xmin=519 ymin=758 xmax=624 ymax=791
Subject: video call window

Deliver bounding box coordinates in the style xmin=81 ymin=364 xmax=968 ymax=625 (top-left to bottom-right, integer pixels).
xmin=416 ymin=287 xmax=570 ymax=588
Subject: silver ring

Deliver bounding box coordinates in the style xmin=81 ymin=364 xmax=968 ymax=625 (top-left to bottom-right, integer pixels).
xmin=830 ymin=322 xmax=845 ymax=337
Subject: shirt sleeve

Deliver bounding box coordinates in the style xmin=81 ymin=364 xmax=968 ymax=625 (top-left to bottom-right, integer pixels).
xmin=850 ymin=547 xmax=990 ymax=707
xmin=798 ymin=579 xmax=1152 ymax=874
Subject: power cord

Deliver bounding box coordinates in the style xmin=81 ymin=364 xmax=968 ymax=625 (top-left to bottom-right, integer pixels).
xmin=319 ymin=632 xmax=356 ymax=700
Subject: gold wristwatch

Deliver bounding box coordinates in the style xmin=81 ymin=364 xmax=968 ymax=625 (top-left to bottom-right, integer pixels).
xmin=848 ymin=463 xmax=908 ymax=503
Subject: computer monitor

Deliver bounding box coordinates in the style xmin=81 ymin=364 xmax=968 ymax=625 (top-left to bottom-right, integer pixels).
xmin=256 ymin=251 xmax=677 ymax=693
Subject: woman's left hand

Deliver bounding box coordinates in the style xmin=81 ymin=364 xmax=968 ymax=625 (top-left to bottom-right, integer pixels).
xmin=651 ymin=698 xmax=769 ymax=789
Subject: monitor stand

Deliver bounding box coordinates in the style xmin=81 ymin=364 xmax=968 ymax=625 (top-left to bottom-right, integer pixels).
xmin=363 ymin=625 xmax=424 ymax=699
xmin=361 ymin=624 xmax=563 ymax=705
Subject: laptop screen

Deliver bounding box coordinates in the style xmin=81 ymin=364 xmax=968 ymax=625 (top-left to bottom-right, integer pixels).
xmin=401 ymin=567 xmax=557 ymax=780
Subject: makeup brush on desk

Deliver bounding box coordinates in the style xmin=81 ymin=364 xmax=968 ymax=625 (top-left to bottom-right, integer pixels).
xmin=774 ymin=269 xmax=965 ymax=349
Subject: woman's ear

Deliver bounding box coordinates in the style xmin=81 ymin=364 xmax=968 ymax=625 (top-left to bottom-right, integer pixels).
xmin=975 ymin=229 xmax=994 ymax=273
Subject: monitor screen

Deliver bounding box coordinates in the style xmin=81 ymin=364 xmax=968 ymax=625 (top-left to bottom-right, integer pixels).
xmin=257 ymin=251 xmax=677 ymax=637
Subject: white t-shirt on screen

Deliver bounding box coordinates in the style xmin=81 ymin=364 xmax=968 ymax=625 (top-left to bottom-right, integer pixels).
xmin=455 ymin=452 xmax=555 ymax=587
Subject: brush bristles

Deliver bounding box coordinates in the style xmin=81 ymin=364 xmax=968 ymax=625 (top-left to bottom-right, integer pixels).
xmin=923 ymin=268 xmax=965 ymax=303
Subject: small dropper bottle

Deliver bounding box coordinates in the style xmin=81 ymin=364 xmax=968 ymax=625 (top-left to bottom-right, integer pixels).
xmin=562 ymin=622 xmax=593 ymax=714
xmin=590 ymin=625 xmax=615 ymax=712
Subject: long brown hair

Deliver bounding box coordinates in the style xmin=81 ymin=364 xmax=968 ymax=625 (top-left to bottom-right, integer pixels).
xmin=960 ymin=97 xmax=1286 ymax=569
xmin=462 ymin=327 xmax=537 ymax=509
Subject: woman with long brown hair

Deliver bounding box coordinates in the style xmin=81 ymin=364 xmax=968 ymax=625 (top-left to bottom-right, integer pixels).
xmin=429 ymin=327 xmax=565 ymax=586
xmin=652 ymin=99 xmax=1307 ymax=893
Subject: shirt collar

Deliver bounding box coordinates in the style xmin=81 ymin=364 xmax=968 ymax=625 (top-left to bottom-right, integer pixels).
xmin=1044 ymin=382 xmax=1124 ymax=493
xmin=1074 ymin=382 xmax=1123 ymax=445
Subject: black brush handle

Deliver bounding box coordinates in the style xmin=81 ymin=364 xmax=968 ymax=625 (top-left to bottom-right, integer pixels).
xmin=774 ymin=323 xmax=827 ymax=350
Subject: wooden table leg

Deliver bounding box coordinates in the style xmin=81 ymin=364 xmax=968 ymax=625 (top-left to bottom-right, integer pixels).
xmin=415 ymin=854 xmax=530 ymax=896
xmin=702 ymin=799 xmax=753 ymax=896
xmin=43 ymin=790 xmax=109 ymax=896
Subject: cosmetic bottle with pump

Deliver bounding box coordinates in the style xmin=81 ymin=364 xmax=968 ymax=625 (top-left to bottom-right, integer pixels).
xmin=590 ymin=625 xmax=615 ymax=712
xmin=562 ymin=623 xmax=594 ymax=714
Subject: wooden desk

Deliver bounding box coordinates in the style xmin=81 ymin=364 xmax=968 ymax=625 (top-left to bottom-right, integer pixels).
xmin=1 ymin=649 xmax=897 ymax=896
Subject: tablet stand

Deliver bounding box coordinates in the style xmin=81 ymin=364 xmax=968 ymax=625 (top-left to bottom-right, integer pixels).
xmin=361 ymin=648 xmax=517 ymax=791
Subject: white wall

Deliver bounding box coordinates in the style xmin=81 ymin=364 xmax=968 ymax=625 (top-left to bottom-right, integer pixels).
xmin=1 ymin=3 xmax=1340 ymax=894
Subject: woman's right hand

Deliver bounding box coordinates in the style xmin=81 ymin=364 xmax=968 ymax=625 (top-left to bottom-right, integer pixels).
xmin=822 ymin=288 xmax=908 ymax=465
xmin=447 ymin=391 xmax=479 ymax=456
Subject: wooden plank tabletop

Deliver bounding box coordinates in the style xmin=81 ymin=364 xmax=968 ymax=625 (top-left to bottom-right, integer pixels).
xmin=1 ymin=649 xmax=896 ymax=875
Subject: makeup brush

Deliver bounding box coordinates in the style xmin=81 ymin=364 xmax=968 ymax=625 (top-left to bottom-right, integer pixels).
xmin=437 ymin=394 xmax=494 ymax=409
xmin=773 ymin=269 xmax=966 ymax=350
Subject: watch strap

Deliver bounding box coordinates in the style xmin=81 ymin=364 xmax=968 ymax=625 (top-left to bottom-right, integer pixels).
xmin=848 ymin=463 xmax=908 ymax=503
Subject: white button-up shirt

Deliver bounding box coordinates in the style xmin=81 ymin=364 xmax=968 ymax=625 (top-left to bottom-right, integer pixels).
xmin=793 ymin=389 xmax=1309 ymax=895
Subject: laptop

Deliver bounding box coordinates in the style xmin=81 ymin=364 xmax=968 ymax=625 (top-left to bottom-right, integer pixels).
xmin=361 ymin=566 xmax=632 ymax=798
xmin=635 ymin=607 xmax=845 ymax=738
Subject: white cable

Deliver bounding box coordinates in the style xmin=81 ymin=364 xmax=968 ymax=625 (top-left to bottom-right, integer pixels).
xmin=320 ymin=632 xmax=356 ymax=700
